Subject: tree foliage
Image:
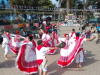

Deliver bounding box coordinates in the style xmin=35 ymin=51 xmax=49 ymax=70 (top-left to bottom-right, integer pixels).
xmin=10 ymin=0 xmax=54 ymax=7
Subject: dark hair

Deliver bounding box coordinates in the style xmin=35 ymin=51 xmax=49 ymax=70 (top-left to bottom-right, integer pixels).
xmin=6 ymin=30 xmax=10 ymax=33
xmin=72 ymin=29 xmax=75 ymax=32
xmin=45 ymin=30 xmax=49 ymax=34
xmin=37 ymin=40 xmax=43 ymax=45
xmin=26 ymin=35 xmax=33 ymax=41
xmin=76 ymin=33 xmax=80 ymax=37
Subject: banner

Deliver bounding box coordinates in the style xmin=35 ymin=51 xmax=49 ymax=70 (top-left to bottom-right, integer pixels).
xmin=1 ymin=4 xmax=100 ymax=12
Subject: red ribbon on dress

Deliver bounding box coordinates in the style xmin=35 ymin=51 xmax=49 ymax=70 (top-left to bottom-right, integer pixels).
xmin=71 ymin=32 xmax=76 ymax=37
xmin=5 ymin=33 xmax=11 ymax=40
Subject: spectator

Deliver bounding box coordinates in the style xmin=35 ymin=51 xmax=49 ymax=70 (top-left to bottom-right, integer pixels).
xmin=33 ymin=22 xmax=36 ymax=30
xmin=97 ymin=16 xmax=100 ymax=23
xmin=19 ymin=22 xmax=23 ymax=30
xmin=30 ymin=21 xmax=34 ymax=30
xmin=5 ymin=20 xmax=10 ymax=25
xmin=0 ymin=18 xmax=3 ymax=25
xmin=53 ymin=26 xmax=57 ymax=34
xmin=39 ymin=29 xmax=43 ymax=38
xmin=91 ymin=23 xmax=96 ymax=30
xmin=23 ymin=30 xmax=27 ymax=37
xmin=38 ymin=16 xmax=42 ymax=22
xmin=0 ymin=30 xmax=3 ymax=44
xmin=91 ymin=25 xmax=96 ymax=33
xmin=46 ymin=15 xmax=51 ymax=24
xmin=34 ymin=29 xmax=40 ymax=39
xmin=27 ymin=29 xmax=32 ymax=36
xmin=2 ymin=19 xmax=6 ymax=25
xmin=15 ymin=19 xmax=19 ymax=24
xmin=46 ymin=25 xmax=52 ymax=33
xmin=96 ymin=25 xmax=100 ymax=44
xmin=0 ymin=36 xmax=3 ymax=44
xmin=39 ymin=21 xmax=43 ymax=29
xmin=86 ymin=20 xmax=89 ymax=26
xmin=82 ymin=25 xmax=86 ymax=31
xmin=86 ymin=30 xmax=91 ymax=38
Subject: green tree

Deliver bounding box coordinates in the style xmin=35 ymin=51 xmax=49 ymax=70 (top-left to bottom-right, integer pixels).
xmin=56 ymin=0 xmax=75 ymax=15
xmin=10 ymin=0 xmax=54 ymax=20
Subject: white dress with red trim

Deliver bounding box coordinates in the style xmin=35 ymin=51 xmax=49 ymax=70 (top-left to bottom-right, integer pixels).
xmin=69 ymin=32 xmax=76 ymax=39
xmin=15 ymin=39 xmax=38 ymax=74
xmin=41 ymin=33 xmax=47 ymax=43
xmin=41 ymin=33 xmax=56 ymax=54
xmin=10 ymin=34 xmax=24 ymax=54
xmin=57 ymin=36 xmax=86 ymax=67
xmin=43 ymin=35 xmax=56 ymax=54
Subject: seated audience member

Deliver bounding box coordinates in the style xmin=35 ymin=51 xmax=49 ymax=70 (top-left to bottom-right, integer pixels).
xmin=53 ymin=26 xmax=57 ymax=34
xmin=34 ymin=29 xmax=40 ymax=39
xmin=30 ymin=21 xmax=34 ymax=30
xmin=2 ymin=19 xmax=6 ymax=25
xmin=46 ymin=25 xmax=52 ymax=33
xmin=5 ymin=20 xmax=10 ymax=25
xmin=82 ymin=25 xmax=86 ymax=31
xmin=19 ymin=22 xmax=23 ymax=30
xmin=96 ymin=25 xmax=100 ymax=44
xmin=33 ymin=22 xmax=36 ymax=30
xmin=86 ymin=30 xmax=91 ymax=38
xmin=27 ymin=29 xmax=32 ymax=36
xmin=39 ymin=21 xmax=43 ymax=29
xmin=15 ymin=19 xmax=19 ymax=24
xmin=23 ymin=30 xmax=27 ymax=37
xmin=91 ymin=25 xmax=96 ymax=33
xmin=39 ymin=29 xmax=43 ymax=38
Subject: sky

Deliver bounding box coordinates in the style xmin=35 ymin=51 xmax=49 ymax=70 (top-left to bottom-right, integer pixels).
xmin=50 ymin=0 xmax=59 ymax=7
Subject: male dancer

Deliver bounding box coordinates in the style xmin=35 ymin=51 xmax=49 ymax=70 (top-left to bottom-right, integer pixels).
xmin=75 ymin=33 xmax=94 ymax=68
xmin=36 ymin=40 xmax=59 ymax=75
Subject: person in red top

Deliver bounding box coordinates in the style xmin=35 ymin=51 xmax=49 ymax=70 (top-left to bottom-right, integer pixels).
xmin=75 ymin=33 xmax=94 ymax=68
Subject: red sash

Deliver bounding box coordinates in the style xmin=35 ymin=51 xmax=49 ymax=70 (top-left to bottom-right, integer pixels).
xmin=37 ymin=45 xmax=44 ymax=66
xmin=71 ymin=32 xmax=76 ymax=37
xmin=76 ymin=37 xmax=84 ymax=55
xmin=5 ymin=33 xmax=11 ymax=40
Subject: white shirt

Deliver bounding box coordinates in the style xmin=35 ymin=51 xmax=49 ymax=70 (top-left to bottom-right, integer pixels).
xmin=41 ymin=33 xmax=46 ymax=41
xmin=46 ymin=34 xmax=51 ymax=40
xmin=80 ymin=37 xmax=86 ymax=48
xmin=69 ymin=32 xmax=76 ymax=39
xmin=36 ymin=46 xmax=49 ymax=60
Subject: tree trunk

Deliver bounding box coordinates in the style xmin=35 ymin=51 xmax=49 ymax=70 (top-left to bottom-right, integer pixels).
xmin=83 ymin=0 xmax=89 ymax=21
xmin=83 ymin=0 xmax=86 ymax=21
xmin=67 ymin=0 xmax=70 ymax=15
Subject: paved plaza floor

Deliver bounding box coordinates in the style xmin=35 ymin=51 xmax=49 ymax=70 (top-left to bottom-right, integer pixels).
xmin=0 ymin=26 xmax=100 ymax=75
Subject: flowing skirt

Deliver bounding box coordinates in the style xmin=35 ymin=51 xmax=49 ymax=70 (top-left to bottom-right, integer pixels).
xmin=15 ymin=44 xmax=38 ymax=74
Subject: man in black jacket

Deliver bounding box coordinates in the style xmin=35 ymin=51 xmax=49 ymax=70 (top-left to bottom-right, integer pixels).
xmin=30 ymin=21 xmax=34 ymax=30
xmin=46 ymin=15 xmax=51 ymax=24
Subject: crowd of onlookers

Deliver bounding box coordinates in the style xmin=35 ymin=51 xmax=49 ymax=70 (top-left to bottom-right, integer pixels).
xmin=81 ymin=22 xmax=100 ymax=44
xmin=0 ymin=18 xmax=10 ymax=25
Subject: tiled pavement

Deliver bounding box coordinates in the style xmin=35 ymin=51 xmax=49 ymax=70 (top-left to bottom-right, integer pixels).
xmin=0 ymin=26 xmax=100 ymax=75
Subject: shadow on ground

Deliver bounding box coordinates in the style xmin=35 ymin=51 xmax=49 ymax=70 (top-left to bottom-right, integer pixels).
xmin=0 ymin=59 xmax=15 ymax=68
xmin=47 ymin=50 xmax=98 ymax=75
